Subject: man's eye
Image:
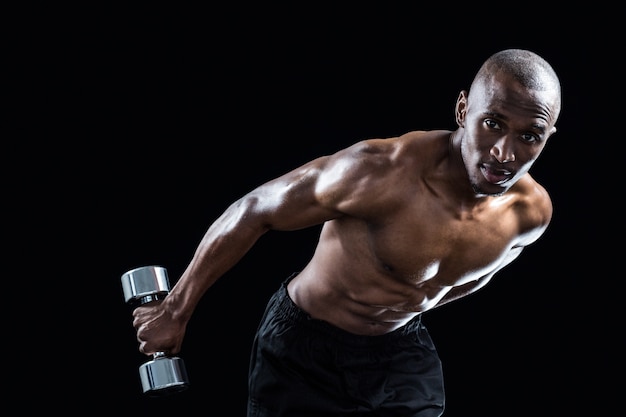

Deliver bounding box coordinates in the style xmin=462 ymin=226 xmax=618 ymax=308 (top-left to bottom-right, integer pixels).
xmin=484 ymin=119 xmax=500 ymax=129
xmin=521 ymin=133 xmax=538 ymax=143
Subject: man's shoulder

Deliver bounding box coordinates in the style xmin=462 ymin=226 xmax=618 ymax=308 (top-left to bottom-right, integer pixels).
xmin=394 ymin=130 xmax=453 ymax=165
xmin=509 ymin=175 xmax=553 ymax=233
xmin=354 ymin=129 xmax=451 ymax=152
xmin=397 ymin=129 xmax=453 ymax=152
xmin=513 ymin=174 xmax=551 ymax=205
xmin=398 ymin=129 xmax=452 ymax=143
xmin=341 ymin=129 xmax=453 ymax=176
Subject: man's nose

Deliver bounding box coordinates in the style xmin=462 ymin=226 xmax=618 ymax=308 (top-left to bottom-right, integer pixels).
xmin=489 ymin=137 xmax=516 ymax=163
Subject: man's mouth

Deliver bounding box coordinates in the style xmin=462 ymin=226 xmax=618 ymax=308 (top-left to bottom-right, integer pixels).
xmin=481 ymin=164 xmax=513 ymax=185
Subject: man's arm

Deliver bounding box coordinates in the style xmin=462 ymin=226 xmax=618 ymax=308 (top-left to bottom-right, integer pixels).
xmin=158 ymin=136 xmax=400 ymax=326
xmin=132 ymin=154 xmax=346 ymax=355
xmin=131 ymin=136 xmax=400 ymax=356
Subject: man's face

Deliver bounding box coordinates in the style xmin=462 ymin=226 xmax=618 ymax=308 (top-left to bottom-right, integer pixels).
xmin=457 ymin=72 xmax=559 ymax=197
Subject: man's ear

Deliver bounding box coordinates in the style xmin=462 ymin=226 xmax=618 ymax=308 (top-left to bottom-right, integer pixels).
xmin=455 ymin=90 xmax=468 ymax=127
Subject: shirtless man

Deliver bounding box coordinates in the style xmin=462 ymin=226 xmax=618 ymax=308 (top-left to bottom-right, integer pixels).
xmin=131 ymin=49 xmax=562 ymax=416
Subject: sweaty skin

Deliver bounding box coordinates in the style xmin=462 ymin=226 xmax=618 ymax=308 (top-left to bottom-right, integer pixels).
xmin=132 ymin=57 xmax=560 ymax=355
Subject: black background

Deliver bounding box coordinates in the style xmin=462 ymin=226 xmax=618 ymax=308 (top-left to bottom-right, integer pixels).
xmin=14 ymin=6 xmax=622 ymax=417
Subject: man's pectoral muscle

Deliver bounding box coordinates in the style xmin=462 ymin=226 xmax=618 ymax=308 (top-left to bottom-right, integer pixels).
xmin=433 ymin=245 xmax=524 ymax=309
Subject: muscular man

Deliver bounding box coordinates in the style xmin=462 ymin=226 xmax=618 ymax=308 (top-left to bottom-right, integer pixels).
xmin=131 ymin=49 xmax=561 ymax=416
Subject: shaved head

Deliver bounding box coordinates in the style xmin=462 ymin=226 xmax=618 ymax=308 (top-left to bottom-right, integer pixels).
xmin=471 ymin=49 xmax=561 ymax=120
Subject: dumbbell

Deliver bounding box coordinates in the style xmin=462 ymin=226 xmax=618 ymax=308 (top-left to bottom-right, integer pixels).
xmin=121 ymin=265 xmax=190 ymax=396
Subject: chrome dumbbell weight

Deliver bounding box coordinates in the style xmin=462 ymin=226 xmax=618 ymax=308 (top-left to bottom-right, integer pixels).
xmin=121 ymin=265 xmax=190 ymax=396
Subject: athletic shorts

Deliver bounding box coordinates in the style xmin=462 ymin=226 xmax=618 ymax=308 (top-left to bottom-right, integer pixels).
xmin=247 ymin=273 xmax=445 ymax=417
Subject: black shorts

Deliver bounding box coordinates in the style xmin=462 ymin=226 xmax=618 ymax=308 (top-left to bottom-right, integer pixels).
xmin=247 ymin=274 xmax=445 ymax=417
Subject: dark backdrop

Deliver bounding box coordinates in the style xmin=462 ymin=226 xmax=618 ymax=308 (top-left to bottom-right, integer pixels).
xmin=18 ymin=6 xmax=621 ymax=417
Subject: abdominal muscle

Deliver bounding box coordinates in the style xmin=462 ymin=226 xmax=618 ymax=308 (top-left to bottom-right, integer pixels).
xmin=287 ymin=247 xmax=456 ymax=336
xmin=286 ymin=198 xmax=515 ymax=335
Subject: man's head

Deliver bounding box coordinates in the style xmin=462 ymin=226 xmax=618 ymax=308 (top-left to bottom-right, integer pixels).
xmin=454 ymin=49 xmax=561 ymax=196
